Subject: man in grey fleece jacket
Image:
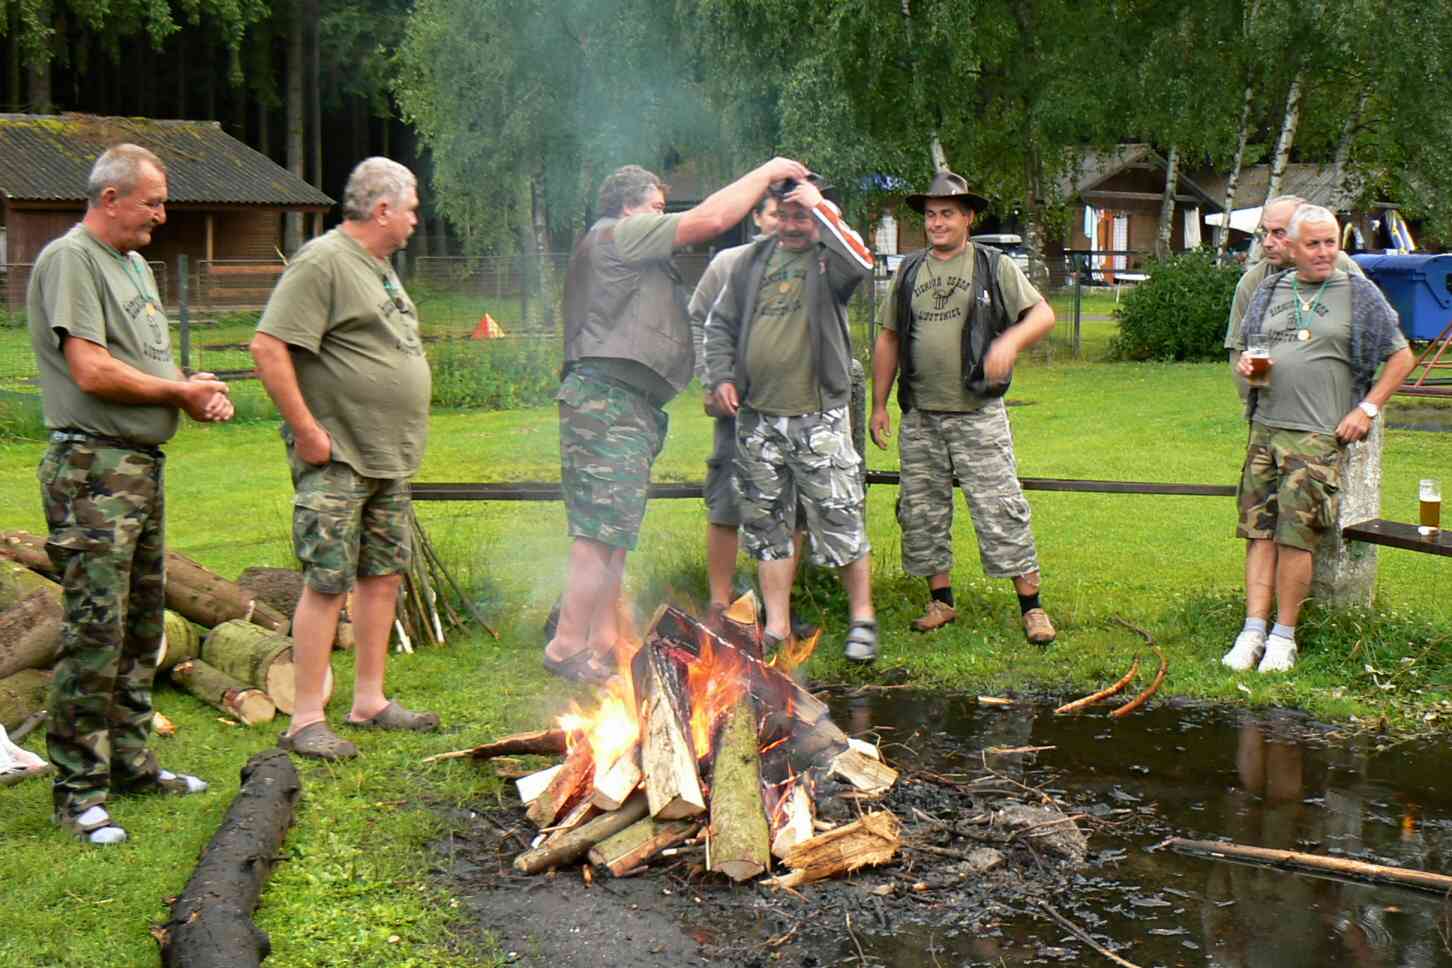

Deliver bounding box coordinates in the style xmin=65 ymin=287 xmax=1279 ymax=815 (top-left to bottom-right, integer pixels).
xmin=703 ymin=178 xmax=880 ymax=661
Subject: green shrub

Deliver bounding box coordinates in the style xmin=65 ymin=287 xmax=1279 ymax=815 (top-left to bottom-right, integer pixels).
xmin=428 ymin=336 xmax=561 ymax=410
xmin=1109 ymin=249 xmax=1241 ymax=361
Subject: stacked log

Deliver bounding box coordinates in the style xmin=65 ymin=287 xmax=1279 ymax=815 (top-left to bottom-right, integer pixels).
xmin=171 ymin=659 xmax=276 ymax=726
xmin=168 ymin=552 xmax=288 ymax=633
xmin=0 ymin=589 xmax=62 ymax=679
xmin=201 ymin=620 xmax=321 ymax=717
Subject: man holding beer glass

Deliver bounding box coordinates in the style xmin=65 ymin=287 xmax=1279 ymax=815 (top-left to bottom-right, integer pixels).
xmin=1224 ymin=205 xmax=1416 ymax=673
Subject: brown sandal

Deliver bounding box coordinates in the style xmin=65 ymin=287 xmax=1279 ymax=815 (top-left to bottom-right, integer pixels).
xmin=278 ymin=721 xmax=359 ymax=760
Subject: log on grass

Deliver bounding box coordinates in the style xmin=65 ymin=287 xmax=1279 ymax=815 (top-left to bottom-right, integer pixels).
xmin=589 ymin=816 xmax=698 ymax=876
xmin=158 ymin=749 xmax=301 ymax=968
xmin=170 ymin=659 xmax=276 ymax=726
xmin=706 ymin=697 xmax=771 ymax=881
xmin=526 ymin=741 xmax=594 ymax=829
xmin=0 ymin=559 xmax=59 ymax=612
xmin=201 ymin=620 xmax=312 ymax=716
xmin=167 ymin=552 xmax=288 ymax=633
xmin=770 ymin=810 xmax=902 ymax=889
xmin=1166 ymin=837 xmax=1452 ymax=896
xmin=157 ymin=610 xmax=203 ymax=672
xmin=0 ymin=531 xmax=56 ymax=575
xmin=637 ymin=642 xmax=705 ymax=820
xmin=514 ymin=792 xmax=650 ymax=874
xmin=0 ymin=590 xmax=62 ymax=678
xmin=0 ymin=668 xmax=52 ymax=731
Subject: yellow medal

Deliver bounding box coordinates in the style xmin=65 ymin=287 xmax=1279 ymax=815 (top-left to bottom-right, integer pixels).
xmin=778 ymin=281 xmax=791 ymax=294
xmin=1297 ymin=328 xmax=1311 ymax=342
xmin=146 ymin=302 xmax=157 ymax=318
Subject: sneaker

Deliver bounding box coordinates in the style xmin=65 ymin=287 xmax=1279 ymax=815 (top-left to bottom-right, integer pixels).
xmin=911 ymin=600 xmax=957 ymax=632
xmin=1222 ymin=628 xmax=1266 ymax=671
xmin=1022 ymin=608 xmax=1056 ymax=645
xmin=1257 ymin=634 xmax=1298 ymax=673
xmin=843 ymin=620 xmax=879 ymax=664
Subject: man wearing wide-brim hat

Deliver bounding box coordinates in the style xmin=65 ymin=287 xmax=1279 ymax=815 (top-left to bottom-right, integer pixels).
xmin=869 ymin=169 xmax=1058 ymax=644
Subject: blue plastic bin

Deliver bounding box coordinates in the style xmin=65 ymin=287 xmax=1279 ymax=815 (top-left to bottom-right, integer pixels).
xmin=1352 ymin=253 xmax=1452 ymax=341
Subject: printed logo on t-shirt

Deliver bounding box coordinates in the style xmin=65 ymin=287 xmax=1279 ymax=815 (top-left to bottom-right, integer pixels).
xmin=756 ymin=256 xmax=808 ymax=320
xmin=913 ymin=270 xmax=971 ymax=324
xmin=122 ymin=293 xmax=173 ymax=364
xmin=1261 ymin=290 xmax=1330 ymax=346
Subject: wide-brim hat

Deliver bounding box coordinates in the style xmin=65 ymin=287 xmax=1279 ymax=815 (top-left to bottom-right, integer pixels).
xmin=906 ymin=170 xmax=989 ymax=214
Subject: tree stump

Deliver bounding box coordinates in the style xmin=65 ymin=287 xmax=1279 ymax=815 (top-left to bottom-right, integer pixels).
xmin=167 ymin=552 xmax=288 ymax=633
xmin=158 ymin=610 xmax=203 ymax=673
xmin=236 ymin=567 xmax=304 ymax=620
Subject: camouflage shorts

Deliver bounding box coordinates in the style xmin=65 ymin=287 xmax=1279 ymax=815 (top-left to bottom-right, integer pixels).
xmin=734 ymin=406 xmax=868 ymax=566
xmin=286 ymin=429 xmax=412 ymax=595
xmin=705 ymin=414 xmax=741 ymax=527
xmin=897 ymin=403 xmax=1038 ymax=579
xmin=38 ymin=437 xmax=167 ymax=815
xmin=1236 ymin=423 xmax=1342 ymax=552
xmin=557 ymin=370 xmax=669 ymax=550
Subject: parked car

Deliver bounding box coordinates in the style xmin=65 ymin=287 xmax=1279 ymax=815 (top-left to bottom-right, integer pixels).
xmin=971 ymin=233 xmax=1031 ymax=274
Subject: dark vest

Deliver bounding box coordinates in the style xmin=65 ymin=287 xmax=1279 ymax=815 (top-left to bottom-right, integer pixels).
xmin=562 ymin=216 xmax=693 ymax=396
xmin=894 ymin=244 xmax=1012 ymax=413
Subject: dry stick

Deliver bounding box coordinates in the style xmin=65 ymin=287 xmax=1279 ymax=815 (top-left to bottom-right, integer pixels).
xmin=411 ymin=514 xmax=498 ymax=638
xmin=844 ymin=912 xmax=868 ymax=967
xmin=1166 ymin=837 xmax=1452 ymax=896
xmin=1054 ymin=658 xmax=1141 ymax=715
xmin=1035 ymin=898 xmax=1143 ymax=968
xmin=10 ymin=709 xmax=46 ymax=743
xmin=1109 ymin=645 xmax=1168 ymax=719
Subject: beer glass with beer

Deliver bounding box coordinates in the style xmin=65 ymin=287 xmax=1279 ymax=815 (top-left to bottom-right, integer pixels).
xmin=1420 ymin=478 xmax=1441 ymax=536
xmin=1245 ymin=343 xmax=1271 ymax=387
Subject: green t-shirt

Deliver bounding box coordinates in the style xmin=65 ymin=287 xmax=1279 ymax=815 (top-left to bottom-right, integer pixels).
xmin=881 ymin=244 xmax=1042 ymax=412
xmin=744 ymin=246 xmax=819 ymax=416
xmin=27 ymin=224 xmax=180 ymax=445
xmin=256 ymin=228 xmax=432 ymax=478
xmin=1235 ymin=270 xmax=1407 ymax=434
xmin=1224 ymin=251 xmax=1364 ymax=349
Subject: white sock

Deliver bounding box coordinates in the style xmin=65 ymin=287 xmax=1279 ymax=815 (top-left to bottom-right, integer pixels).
xmin=159 ymin=769 xmax=208 ymax=794
xmin=75 ymin=805 xmax=127 ymax=845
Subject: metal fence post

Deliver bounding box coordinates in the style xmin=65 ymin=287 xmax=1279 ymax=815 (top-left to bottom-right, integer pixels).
xmin=1072 ymin=256 xmax=1083 ymax=358
xmin=177 ymin=254 xmax=190 ymax=373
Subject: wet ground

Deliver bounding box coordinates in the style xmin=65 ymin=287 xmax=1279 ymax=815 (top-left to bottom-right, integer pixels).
xmin=436 ymin=692 xmax=1452 ymax=967
xmin=1388 ymin=398 xmax=1452 ymax=433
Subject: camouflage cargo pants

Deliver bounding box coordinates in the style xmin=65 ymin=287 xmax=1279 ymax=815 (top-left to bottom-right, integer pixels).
xmin=38 ymin=439 xmax=166 ymax=817
xmin=734 ymin=406 xmax=869 ymax=566
xmin=897 ymin=402 xmax=1039 ymax=579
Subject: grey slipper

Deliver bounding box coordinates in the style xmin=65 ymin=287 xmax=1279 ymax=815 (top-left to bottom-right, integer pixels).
xmin=345 ymin=701 xmax=441 ymax=732
xmin=844 ymin=620 xmax=879 ymax=664
xmin=279 ymin=721 xmax=359 ymax=761
xmin=543 ymin=648 xmax=613 ymax=685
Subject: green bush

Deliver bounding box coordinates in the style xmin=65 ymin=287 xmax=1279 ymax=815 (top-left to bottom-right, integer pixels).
xmin=1109 ymin=249 xmax=1241 ymax=361
xmin=428 ymin=336 xmax=561 ymax=410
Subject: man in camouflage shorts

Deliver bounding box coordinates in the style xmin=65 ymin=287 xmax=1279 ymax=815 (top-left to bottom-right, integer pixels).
xmin=1224 ymin=205 xmax=1414 ymax=673
xmin=870 ymin=171 xmax=1057 ymax=644
xmin=28 ymin=144 xmax=233 ymax=844
xmin=704 ymin=176 xmax=880 ymax=662
xmin=252 ymin=157 xmax=439 ymax=760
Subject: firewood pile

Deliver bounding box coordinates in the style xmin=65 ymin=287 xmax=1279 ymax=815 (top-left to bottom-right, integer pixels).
xmin=431 ymin=597 xmax=905 ymax=886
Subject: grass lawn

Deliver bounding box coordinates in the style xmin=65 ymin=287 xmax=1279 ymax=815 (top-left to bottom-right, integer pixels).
xmin=1 ymin=353 xmax=1450 ymax=967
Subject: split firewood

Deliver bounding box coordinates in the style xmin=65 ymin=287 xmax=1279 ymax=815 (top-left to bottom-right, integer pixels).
xmin=152 ymin=711 xmax=177 ymax=736
xmin=200 ymin=620 xmax=315 ymax=716
xmin=0 ymin=559 xmax=59 ymax=612
xmin=1110 ymin=644 xmax=1168 ymax=719
xmin=637 ymin=639 xmax=706 ymax=820
xmin=0 ymin=531 xmax=56 ymax=576
xmin=514 ymin=792 xmax=649 ymax=874
xmin=1055 ymin=657 xmax=1141 ymax=715
xmin=706 ymin=697 xmax=771 ymax=881
xmin=423 ymin=728 xmax=568 ymax=765
xmin=170 ymin=659 xmax=277 ymax=726
xmin=723 ymin=591 xmax=759 ymax=627
xmin=591 ymin=746 xmax=642 ymax=811
xmin=515 ymin=764 xmax=563 ymax=804
xmin=526 ymin=742 xmax=594 ymax=828
xmin=540 ymin=799 xmax=598 ymax=847
xmin=766 ymin=810 xmax=902 ymax=889
xmin=0 ymin=668 xmax=52 ymax=732
xmin=769 ymin=782 xmax=815 ymax=860
xmin=829 ymin=747 xmax=898 ymax=796
xmin=589 ymin=816 xmax=699 ymax=876
xmin=0 ymin=589 xmax=62 ymax=679
xmin=157 ymin=610 xmax=203 ymax=673
xmin=166 ymin=551 xmax=288 ymax=633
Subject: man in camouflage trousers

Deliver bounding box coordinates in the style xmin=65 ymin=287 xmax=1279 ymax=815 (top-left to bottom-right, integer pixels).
xmin=28 ymin=144 xmax=233 ymax=844
xmin=252 ymin=157 xmax=439 ymax=760
xmin=704 ymin=176 xmax=880 ymax=662
xmin=870 ymin=171 xmax=1057 ymax=644
xmin=1223 ymin=205 xmax=1414 ymax=673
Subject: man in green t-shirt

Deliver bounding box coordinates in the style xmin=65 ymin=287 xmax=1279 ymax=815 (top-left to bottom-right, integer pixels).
xmin=546 ymin=157 xmax=812 ymax=684
xmin=1225 ymin=205 xmax=1415 ymax=674
xmin=869 ymin=170 xmax=1057 ymax=645
xmin=29 ymin=143 xmax=233 ymax=844
xmin=252 ymin=157 xmax=438 ymax=760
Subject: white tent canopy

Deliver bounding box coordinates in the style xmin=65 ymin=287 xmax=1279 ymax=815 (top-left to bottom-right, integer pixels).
xmin=1205 ymin=206 xmax=1263 ymax=233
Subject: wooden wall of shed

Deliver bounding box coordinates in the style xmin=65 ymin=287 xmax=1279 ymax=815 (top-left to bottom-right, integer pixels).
xmin=7 ymin=207 xmax=84 ymax=264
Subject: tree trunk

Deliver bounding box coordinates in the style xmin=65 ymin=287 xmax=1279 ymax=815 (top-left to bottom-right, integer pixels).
xmin=525 ymin=741 xmax=594 ymax=829
xmin=930 ymin=133 xmax=949 ymax=172
xmin=1216 ymin=83 xmax=1255 ymax=260
xmin=170 ymin=659 xmax=276 ymax=726
xmin=175 ymin=30 xmax=187 ymax=118
xmin=158 ymin=610 xmax=203 ymax=672
xmin=0 ymin=591 xmax=62 ymax=679
xmin=1263 ymin=73 xmax=1303 ymax=205
xmin=284 ymin=1 xmax=306 ymax=254
xmin=705 ymin=697 xmax=771 ymax=882
xmin=6 ymin=6 xmax=20 ymax=111
xmin=26 ymin=24 xmax=51 ymax=114
xmin=638 ymin=643 xmax=706 ymax=821
xmin=0 ymin=668 xmax=51 ymax=731
xmin=308 ymin=7 xmax=322 ymax=189
xmin=0 ymin=560 xmax=59 ymax=612
xmin=1328 ymin=89 xmax=1370 ymax=207
xmin=530 ymin=169 xmax=554 ymax=328
xmin=199 ymin=620 xmax=302 ymax=714
xmin=1155 ymin=143 xmax=1180 ymax=260
xmin=236 ymin=567 xmax=304 ymax=620
xmin=166 ymin=552 xmax=288 ymax=633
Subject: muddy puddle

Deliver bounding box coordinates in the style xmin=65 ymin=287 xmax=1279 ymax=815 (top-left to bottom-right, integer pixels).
xmin=439 ymin=693 xmax=1452 ymax=967
xmin=1388 ymin=398 xmax=1452 ymax=433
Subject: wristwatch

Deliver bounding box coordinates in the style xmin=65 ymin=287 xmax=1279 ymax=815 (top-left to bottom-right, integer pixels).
xmin=1358 ymin=400 xmax=1380 ymax=419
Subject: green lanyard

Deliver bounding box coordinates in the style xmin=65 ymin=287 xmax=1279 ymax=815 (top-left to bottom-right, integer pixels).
xmin=115 ymin=252 xmax=159 ymax=307
xmin=1292 ymin=275 xmax=1331 ymax=332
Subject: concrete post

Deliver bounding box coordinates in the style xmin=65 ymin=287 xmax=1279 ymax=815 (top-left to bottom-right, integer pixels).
xmin=1311 ymin=418 xmax=1381 ymax=606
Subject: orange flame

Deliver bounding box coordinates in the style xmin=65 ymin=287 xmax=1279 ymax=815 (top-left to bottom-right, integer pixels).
xmin=685 ymin=633 xmax=751 ymax=762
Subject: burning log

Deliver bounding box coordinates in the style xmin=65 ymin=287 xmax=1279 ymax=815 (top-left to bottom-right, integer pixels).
xmin=526 ymin=741 xmax=594 ymax=829
xmin=167 ymin=552 xmax=288 ymax=634
xmin=200 ymin=620 xmax=314 ymax=716
xmin=0 ymin=590 xmax=62 ymax=679
xmin=170 ymin=659 xmax=277 ymax=726
xmin=829 ymin=746 xmax=898 ymax=796
xmin=706 ymin=696 xmax=771 ymax=881
xmin=768 ymin=810 xmax=902 ymax=889
xmin=637 ymin=640 xmax=706 ymax=820
xmin=591 ymin=746 xmax=642 ymax=811
xmin=589 ymin=816 xmax=699 ymax=876
xmin=541 ymin=799 xmax=598 ymax=846
xmin=0 ymin=668 xmax=51 ymax=731
xmin=516 ymin=764 xmax=563 ymax=805
xmin=158 ymin=610 xmax=203 ymax=672
xmin=423 ymin=728 xmax=568 ymax=765
xmin=513 ymin=792 xmax=650 ymax=874
xmin=769 ymin=781 xmax=815 ymax=859
xmin=0 ymin=559 xmax=59 ymax=612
